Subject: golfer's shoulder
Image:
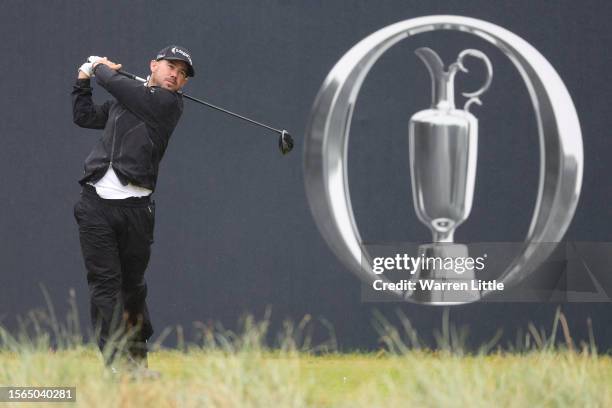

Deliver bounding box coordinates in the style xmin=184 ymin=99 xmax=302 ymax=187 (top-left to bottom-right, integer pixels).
xmin=147 ymin=86 xmax=183 ymax=112
xmin=148 ymin=86 xmax=183 ymax=108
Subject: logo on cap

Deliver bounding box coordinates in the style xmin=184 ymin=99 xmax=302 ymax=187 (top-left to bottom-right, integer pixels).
xmin=171 ymin=47 xmax=192 ymax=65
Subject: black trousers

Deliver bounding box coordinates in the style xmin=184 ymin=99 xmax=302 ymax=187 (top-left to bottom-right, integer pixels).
xmin=74 ymin=184 xmax=155 ymax=364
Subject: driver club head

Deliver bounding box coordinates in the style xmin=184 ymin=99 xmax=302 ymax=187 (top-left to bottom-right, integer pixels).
xmin=278 ymin=130 xmax=294 ymax=155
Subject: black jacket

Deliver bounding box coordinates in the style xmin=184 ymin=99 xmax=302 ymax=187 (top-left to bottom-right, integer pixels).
xmin=72 ymin=65 xmax=183 ymax=191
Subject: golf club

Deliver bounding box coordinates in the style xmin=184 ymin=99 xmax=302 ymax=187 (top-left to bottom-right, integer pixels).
xmin=117 ymin=69 xmax=294 ymax=155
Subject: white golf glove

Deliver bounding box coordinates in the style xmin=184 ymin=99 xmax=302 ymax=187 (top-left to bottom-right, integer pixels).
xmin=78 ymin=56 xmax=103 ymax=78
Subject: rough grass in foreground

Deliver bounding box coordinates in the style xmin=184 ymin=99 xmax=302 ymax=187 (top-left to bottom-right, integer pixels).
xmin=1 ymin=347 xmax=611 ymax=407
xmin=0 ymin=292 xmax=611 ymax=407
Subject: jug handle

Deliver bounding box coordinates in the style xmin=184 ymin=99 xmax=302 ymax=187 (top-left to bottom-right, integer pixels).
xmin=450 ymin=49 xmax=493 ymax=112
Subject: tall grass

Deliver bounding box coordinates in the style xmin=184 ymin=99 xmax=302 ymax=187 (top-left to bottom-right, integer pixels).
xmin=0 ymin=289 xmax=610 ymax=407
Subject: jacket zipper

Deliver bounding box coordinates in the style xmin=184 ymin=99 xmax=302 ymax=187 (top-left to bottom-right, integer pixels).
xmin=109 ymin=110 xmax=126 ymax=168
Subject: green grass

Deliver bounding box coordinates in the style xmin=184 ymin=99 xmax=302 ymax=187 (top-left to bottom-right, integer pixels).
xmin=1 ymin=293 xmax=611 ymax=407
xmin=0 ymin=348 xmax=611 ymax=407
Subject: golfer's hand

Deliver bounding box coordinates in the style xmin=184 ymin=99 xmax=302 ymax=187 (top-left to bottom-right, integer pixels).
xmin=92 ymin=57 xmax=122 ymax=72
xmin=78 ymin=62 xmax=94 ymax=79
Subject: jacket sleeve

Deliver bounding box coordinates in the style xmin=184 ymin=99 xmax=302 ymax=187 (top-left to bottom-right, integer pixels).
xmin=94 ymin=65 xmax=182 ymax=129
xmin=71 ymin=78 xmax=112 ymax=129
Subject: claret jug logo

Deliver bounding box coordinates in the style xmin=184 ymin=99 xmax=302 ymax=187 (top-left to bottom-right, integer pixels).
xmin=303 ymin=16 xmax=583 ymax=305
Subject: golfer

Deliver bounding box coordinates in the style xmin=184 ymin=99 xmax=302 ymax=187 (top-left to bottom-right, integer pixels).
xmin=72 ymin=46 xmax=194 ymax=372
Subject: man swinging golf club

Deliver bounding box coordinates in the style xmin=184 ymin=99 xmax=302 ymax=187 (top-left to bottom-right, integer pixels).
xmin=72 ymin=45 xmax=194 ymax=376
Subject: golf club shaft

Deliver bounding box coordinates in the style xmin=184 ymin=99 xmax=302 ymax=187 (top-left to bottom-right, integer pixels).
xmin=117 ymin=70 xmax=283 ymax=135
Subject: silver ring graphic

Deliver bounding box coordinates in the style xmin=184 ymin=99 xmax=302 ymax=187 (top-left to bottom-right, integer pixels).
xmin=303 ymin=15 xmax=583 ymax=303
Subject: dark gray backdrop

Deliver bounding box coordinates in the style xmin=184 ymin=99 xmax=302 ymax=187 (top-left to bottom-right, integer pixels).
xmin=1 ymin=0 xmax=610 ymax=350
